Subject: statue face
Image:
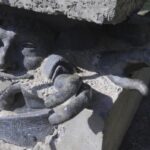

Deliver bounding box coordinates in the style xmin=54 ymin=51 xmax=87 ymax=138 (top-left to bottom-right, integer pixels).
xmin=17 ymin=31 xmax=52 ymax=70
xmin=0 ymin=27 xmax=16 ymax=70
xmin=0 ymin=27 xmax=53 ymax=71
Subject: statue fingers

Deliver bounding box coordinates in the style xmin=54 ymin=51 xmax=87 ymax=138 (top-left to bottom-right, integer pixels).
xmin=44 ymin=74 xmax=82 ymax=108
xmin=48 ymin=84 xmax=92 ymax=125
xmin=41 ymin=54 xmax=75 ymax=81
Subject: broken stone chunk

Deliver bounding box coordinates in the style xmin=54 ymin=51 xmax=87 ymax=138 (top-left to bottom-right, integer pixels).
xmin=0 ymin=0 xmax=146 ymax=24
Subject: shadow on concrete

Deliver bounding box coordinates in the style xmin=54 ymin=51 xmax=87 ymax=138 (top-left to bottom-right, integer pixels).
xmin=88 ymin=89 xmax=113 ymax=134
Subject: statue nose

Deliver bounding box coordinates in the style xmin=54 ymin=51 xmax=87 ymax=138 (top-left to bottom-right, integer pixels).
xmin=0 ymin=50 xmax=5 ymax=65
xmin=0 ymin=45 xmax=8 ymax=69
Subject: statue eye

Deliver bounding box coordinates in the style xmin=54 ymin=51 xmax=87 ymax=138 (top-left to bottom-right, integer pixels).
xmin=22 ymin=42 xmax=36 ymax=48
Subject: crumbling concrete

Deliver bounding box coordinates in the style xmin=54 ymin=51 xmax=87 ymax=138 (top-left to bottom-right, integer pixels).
xmin=0 ymin=0 xmax=146 ymax=24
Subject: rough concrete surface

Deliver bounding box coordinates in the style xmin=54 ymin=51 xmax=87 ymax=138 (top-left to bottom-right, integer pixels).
xmin=0 ymin=50 xmax=121 ymax=150
xmin=1 ymin=48 xmax=149 ymax=150
xmin=55 ymin=110 xmax=104 ymax=150
xmin=0 ymin=0 xmax=146 ymax=24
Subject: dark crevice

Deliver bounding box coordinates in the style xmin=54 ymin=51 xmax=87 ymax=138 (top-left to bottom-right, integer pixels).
xmin=9 ymin=93 xmax=25 ymax=111
xmin=124 ymin=63 xmax=148 ymax=77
